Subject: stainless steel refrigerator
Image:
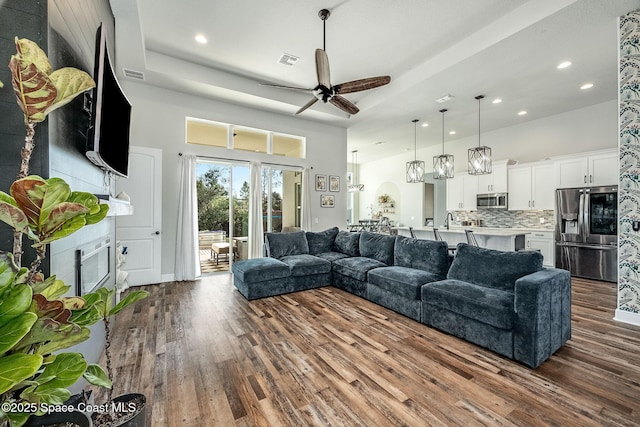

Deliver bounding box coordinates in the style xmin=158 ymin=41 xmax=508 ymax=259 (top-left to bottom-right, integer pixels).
xmin=555 ymin=186 xmax=618 ymax=282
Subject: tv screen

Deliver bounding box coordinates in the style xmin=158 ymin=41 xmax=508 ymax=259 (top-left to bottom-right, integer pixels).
xmin=86 ymin=24 xmax=131 ymax=178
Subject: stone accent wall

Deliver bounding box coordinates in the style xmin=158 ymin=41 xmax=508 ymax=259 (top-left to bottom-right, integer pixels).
xmin=619 ymin=11 xmax=640 ymax=317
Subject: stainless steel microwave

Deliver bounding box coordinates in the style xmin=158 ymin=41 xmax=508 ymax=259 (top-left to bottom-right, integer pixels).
xmin=476 ymin=193 xmax=508 ymax=209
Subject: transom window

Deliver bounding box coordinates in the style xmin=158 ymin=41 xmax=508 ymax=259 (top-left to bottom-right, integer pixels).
xmin=186 ymin=118 xmax=306 ymax=159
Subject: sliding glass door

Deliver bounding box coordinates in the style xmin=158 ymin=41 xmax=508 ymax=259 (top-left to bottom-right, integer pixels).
xmin=196 ymin=161 xmax=250 ymax=273
xmin=262 ymin=167 xmax=301 ymax=233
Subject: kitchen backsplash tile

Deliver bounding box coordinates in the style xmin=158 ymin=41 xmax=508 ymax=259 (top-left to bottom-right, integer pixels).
xmin=448 ymin=210 xmax=555 ymax=229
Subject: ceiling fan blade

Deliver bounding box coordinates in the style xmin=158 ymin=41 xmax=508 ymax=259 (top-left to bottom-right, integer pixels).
xmin=330 ymin=95 xmax=359 ymax=115
xmin=295 ymin=97 xmax=319 ymax=115
xmin=334 ymin=76 xmax=391 ymax=94
xmin=260 ymin=83 xmax=314 ymax=93
xmin=315 ymin=49 xmax=331 ymax=87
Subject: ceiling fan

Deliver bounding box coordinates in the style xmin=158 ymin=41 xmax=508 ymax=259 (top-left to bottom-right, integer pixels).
xmin=262 ymin=8 xmax=391 ymax=116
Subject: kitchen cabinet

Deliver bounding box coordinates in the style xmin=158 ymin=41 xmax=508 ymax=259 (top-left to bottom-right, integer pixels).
xmin=476 ymin=160 xmax=509 ymax=193
xmin=446 ymin=173 xmax=477 ymax=211
xmin=508 ymin=162 xmax=556 ymax=210
xmin=556 ymin=150 xmax=617 ymax=187
xmin=525 ymin=230 xmax=554 ymax=267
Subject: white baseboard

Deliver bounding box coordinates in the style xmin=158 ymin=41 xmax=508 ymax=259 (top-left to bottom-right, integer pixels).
xmin=614 ymin=309 xmax=640 ymax=326
xmin=161 ymin=273 xmax=175 ymax=283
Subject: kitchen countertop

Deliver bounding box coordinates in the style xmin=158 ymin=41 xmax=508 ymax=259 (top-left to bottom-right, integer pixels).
xmin=393 ymin=226 xmax=542 ymax=236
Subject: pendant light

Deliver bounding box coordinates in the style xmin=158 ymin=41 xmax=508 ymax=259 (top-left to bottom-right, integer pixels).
xmin=433 ymin=109 xmax=454 ymax=179
xmin=406 ymin=119 xmax=425 ymax=183
xmin=468 ymin=95 xmax=492 ymax=175
xmin=348 ymin=150 xmax=364 ymax=192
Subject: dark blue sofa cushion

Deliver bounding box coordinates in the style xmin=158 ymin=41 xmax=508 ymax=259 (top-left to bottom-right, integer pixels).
xmin=280 ymin=254 xmax=331 ymax=276
xmin=265 ymin=231 xmax=309 ymax=259
xmin=332 ymin=257 xmax=387 ymax=282
xmin=368 ymin=266 xmax=442 ymax=300
xmin=394 ymin=236 xmax=449 ymax=277
xmin=447 ymin=243 xmax=543 ymax=292
xmin=334 ymin=231 xmax=360 ymax=256
xmin=422 ymin=279 xmax=515 ymax=330
xmin=359 ymin=231 xmax=395 ymax=266
xmin=306 ymin=227 xmax=339 ymax=255
xmin=315 ymin=251 xmax=351 ymax=262
xmin=231 ymin=257 xmax=290 ymax=283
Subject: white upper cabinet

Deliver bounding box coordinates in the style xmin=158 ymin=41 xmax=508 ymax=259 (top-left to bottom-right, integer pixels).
xmin=476 ymin=160 xmax=509 ymax=194
xmin=447 ymin=173 xmax=478 ymax=211
xmin=556 ymin=150 xmax=618 ymax=187
xmin=508 ymin=162 xmax=557 ymax=210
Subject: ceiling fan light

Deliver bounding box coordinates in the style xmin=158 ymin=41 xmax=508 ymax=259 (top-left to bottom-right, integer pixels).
xmin=468 ymin=146 xmax=492 ymax=175
xmin=433 ymin=154 xmax=454 ymax=179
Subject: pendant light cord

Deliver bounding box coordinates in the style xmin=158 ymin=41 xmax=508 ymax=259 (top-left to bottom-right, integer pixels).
xmin=412 ymin=119 xmax=419 ymax=161
xmin=475 ymin=95 xmax=484 ymax=148
xmin=439 ymin=109 xmax=447 ymax=154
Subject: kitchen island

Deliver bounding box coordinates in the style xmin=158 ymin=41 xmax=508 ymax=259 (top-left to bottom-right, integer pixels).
xmin=395 ymin=226 xmax=529 ymax=251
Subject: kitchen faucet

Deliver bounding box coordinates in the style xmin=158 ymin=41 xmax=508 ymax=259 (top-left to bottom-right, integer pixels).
xmin=445 ymin=212 xmax=454 ymax=230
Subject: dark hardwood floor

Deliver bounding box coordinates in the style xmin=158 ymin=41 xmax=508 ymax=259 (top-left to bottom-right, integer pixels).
xmin=96 ymin=275 xmax=640 ymax=426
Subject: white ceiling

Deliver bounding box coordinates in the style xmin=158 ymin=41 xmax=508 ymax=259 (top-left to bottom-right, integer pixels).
xmin=110 ymin=0 xmax=640 ymax=163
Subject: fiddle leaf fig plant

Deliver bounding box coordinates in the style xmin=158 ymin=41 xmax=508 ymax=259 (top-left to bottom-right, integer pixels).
xmin=0 ymin=36 xmax=144 ymax=427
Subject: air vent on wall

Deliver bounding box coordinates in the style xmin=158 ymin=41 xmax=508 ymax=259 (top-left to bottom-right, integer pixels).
xmin=278 ymin=53 xmax=299 ymax=66
xmin=122 ymin=68 xmax=145 ymax=80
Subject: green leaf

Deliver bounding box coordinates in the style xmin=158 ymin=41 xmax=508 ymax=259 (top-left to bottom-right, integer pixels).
xmin=8 ymin=53 xmax=56 ymax=123
xmin=0 ymin=283 xmax=33 ymax=328
xmin=14 ymin=318 xmax=90 ymax=355
xmin=109 ymin=290 xmax=149 ymax=317
xmin=0 ymin=353 xmax=43 ymax=394
xmin=0 ymin=192 xmax=29 ymax=234
xmin=0 ymin=312 xmax=37 ymax=355
xmin=35 ymin=353 xmax=87 ymax=389
xmin=39 ymin=208 xmax=88 ymax=244
xmin=5 ymin=411 xmax=30 ymax=427
xmin=46 ymin=67 xmax=95 ymax=115
xmin=69 ymin=304 xmax=102 ymax=327
xmin=85 ymin=203 xmax=109 ymax=225
xmin=15 ymin=38 xmax=52 ymax=76
xmin=83 ymin=364 xmax=111 ymax=388
xmin=36 ymin=276 xmax=70 ymax=300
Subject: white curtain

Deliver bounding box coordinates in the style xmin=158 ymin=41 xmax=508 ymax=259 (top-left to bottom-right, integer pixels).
xmin=301 ymin=167 xmax=312 ymax=231
xmin=175 ymin=154 xmax=200 ymax=280
xmin=248 ymin=161 xmax=264 ymax=258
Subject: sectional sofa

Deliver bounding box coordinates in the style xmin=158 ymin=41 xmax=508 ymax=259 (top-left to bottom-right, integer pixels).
xmin=231 ymin=227 xmax=571 ymax=368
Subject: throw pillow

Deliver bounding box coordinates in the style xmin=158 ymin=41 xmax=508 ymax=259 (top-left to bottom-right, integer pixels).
xmin=334 ymin=230 xmax=360 ymax=257
xmin=359 ymin=231 xmax=396 ymax=266
xmin=265 ymin=230 xmax=309 ymax=259
xmin=306 ymin=227 xmax=339 ymax=255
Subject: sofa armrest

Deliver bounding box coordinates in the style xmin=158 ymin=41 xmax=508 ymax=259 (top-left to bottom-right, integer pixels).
xmin=513 ymin=268 xmax=571 ymax=368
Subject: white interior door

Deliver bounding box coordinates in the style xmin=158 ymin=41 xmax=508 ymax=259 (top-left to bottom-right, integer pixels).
xmin=116 ymin=146 xmax=162 ymax=286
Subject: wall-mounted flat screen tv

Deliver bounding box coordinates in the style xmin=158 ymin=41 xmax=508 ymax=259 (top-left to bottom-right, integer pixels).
xmin=86 ymin=23 xmax=131 ymax=178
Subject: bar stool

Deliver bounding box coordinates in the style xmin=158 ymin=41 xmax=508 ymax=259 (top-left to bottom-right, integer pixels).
xmin=434 ymin=227 xmax=456 ymax=253
xmin=409 ymin=226 xmax=417 ymax=238
xmin=465 ymin=229 xmax=479 ymax=246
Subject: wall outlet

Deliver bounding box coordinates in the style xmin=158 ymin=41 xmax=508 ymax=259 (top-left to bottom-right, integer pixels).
xmin=314 ymin=218 xmax=318 ymax=224
xmin=633 ymin=220 xmax=640 ymax=232
xmin=540 ymin=217 xmax=545 ymax=224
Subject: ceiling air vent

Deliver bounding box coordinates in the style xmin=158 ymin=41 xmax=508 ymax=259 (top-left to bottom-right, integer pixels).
xmin=122 ymin=68 xmax=145 ymax=80
xmin=278 ymin=53 xmax=299 ymax=66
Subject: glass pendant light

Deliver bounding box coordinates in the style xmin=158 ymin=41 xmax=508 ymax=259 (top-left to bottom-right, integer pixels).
xmin=406 ymin=119 xmax=425 ymax=183
xmin=468 ymin=95 xmax=492 ymax=175
xmin=433 ymin=109 xmax=454 ymax=179
xmin=348 ymin=150 xmax=364 ymax=192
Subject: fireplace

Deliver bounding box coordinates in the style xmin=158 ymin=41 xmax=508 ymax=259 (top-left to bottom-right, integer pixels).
xmin=75 ymin=236 xmax=111 ymax=295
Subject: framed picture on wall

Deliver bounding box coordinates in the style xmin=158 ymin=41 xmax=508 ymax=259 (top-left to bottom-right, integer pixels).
xmin=320 ymin=194 xmax=335 ymax=208
xmin=315 ymin=174 xmax=327 ymax=191
xmin=329 ymin=175 xmax=340 ymax=192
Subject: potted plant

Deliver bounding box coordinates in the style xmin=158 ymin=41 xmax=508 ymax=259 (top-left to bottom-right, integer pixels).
xmin=0 ymin=37 xmax=148 ymax=427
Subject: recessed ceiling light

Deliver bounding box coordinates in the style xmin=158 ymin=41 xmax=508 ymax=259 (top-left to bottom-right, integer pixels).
xmin=421 ymin=123 xmax=429 ymax=127
xmin=557 ymin=61 xmax=572 ymax=69
xmin=518 ymin=110 xmax=527 ymax=116
xmin=580 ymin=83 xmax=594 ymax=90
xmin=195 ymin=34 xmax=208 ymax=44
xmin=375 ymin=141 xmax=385 ymax=145
xmin=449 ymin=131 xmax=456 ymax=135
xmin=492 ymin=98 xmax=502 ymax=104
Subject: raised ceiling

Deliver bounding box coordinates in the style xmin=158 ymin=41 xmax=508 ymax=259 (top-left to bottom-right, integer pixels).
xmin=110 ymin=0 xmax=640 ymax=162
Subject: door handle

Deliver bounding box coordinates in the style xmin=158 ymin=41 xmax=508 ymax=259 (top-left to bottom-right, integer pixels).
xmin=152 ymin=231 xmax=160 ymax=235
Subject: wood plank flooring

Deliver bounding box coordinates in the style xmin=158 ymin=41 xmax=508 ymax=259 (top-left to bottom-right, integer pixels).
xmin=95 ymin=276 xmax=640 ymax=426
